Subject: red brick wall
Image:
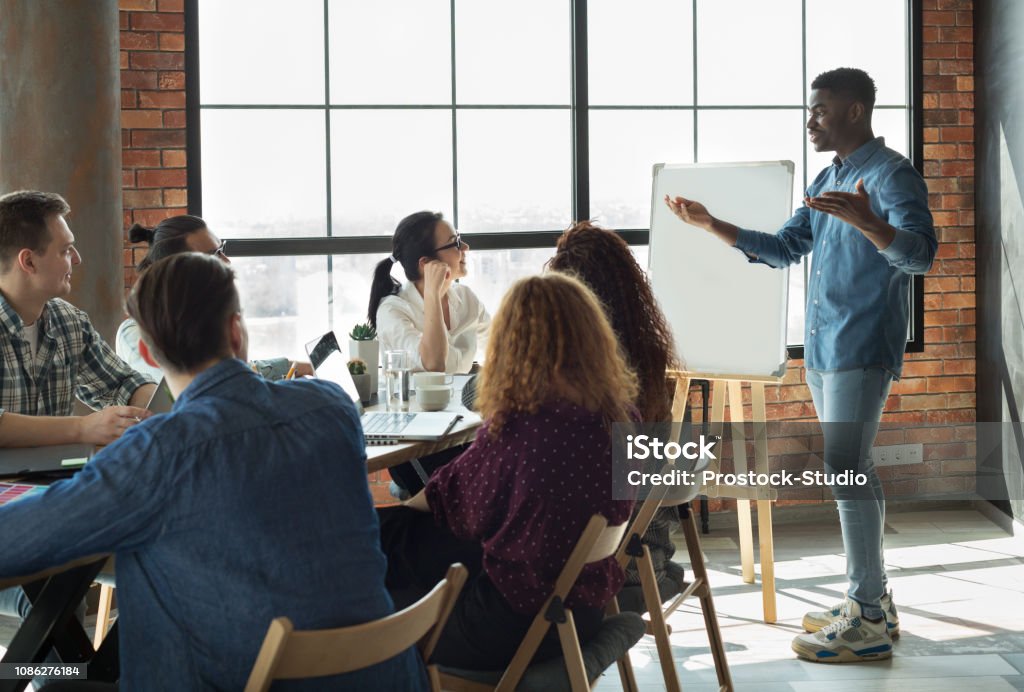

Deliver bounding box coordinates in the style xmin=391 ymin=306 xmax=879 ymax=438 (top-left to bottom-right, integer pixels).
xmin=117 ymin=1 xmax=975 ymax=509
xmin=898 ymin=0 xmax=976 ymax=497
xmin=119 ymin=0 xmax=187 ymax=291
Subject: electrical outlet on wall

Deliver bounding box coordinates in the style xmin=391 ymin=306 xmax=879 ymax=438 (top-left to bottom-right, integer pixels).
xmin=871 ymin=443 xmax=924 ymax=466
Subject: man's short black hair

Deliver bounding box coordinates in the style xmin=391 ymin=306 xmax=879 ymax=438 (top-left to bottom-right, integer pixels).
xmin=0 ymin=190 xmax=70 ymax=272
xmin=811 ymin=68 xmax=877 ymax=113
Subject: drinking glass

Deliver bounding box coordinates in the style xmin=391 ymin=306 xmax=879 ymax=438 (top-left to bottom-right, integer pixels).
xmin=385 ymin=349 xmax=411 ymax=412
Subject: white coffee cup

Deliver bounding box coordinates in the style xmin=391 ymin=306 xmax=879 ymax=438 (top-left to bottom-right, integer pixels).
xmin=414 ymin=371 xmax=454 ymax=389
xmin=416 ymin=384 xmax=453 ymax=411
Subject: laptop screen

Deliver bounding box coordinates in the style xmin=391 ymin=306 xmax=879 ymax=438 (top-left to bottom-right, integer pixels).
xmin=304 ymin=331 xmax=361 ymax=406
xmin=146 ymin=378 xmax=175 ymax=414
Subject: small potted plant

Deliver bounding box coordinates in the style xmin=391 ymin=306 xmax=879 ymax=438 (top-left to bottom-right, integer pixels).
xmin=349 ymin=321 xmax=379 ymax=393
xmin=347 ymin=358 xmax=372 ymax=404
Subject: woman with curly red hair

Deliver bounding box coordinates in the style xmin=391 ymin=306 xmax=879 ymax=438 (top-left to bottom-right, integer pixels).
xmin=378 ymin=272 xmax=638 ymax=669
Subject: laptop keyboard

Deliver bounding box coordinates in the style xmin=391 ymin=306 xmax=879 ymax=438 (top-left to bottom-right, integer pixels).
xmin=363 ymin=412 xmax=416 ymax=435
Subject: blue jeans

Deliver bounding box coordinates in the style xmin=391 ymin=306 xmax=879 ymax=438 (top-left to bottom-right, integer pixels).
xmin=806 ymin=367 xmax=892 ymax=620
xmin=0 ymin=585 xmax=32 ymax=617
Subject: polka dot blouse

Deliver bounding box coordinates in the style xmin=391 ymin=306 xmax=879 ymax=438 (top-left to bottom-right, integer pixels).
xmin=425 ymin=399 xmax=634 ymax=615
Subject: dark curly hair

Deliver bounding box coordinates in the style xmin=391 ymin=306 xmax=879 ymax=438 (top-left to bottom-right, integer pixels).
xmin=547 ymin=221 xmax=679 ymax=423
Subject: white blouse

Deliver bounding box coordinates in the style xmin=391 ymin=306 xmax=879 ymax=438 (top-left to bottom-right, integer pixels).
xmin=376 ymin=282 xmax=490 ymax=374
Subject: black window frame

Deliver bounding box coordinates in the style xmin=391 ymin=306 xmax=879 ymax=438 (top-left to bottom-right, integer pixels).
xmin=184 ymin=0 xmax=926 ymax=359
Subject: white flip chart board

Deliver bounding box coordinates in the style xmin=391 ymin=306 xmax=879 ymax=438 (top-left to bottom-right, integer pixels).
xmin=649 ymin=161 xmax=795 ymax=378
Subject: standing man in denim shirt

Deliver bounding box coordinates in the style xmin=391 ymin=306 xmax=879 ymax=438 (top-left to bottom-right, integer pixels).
xmin=0 ymin=254 xmax=426 ymax=690
xmin=666 ymin=68 xmax=936 ymax=663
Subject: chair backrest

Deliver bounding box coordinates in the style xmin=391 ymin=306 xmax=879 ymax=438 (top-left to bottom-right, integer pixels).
xmin=495 ymin=514 xmax=626 ymax=690
xmin=244 ymin=563 xmax=467 ymax=692
xmin=614 ymin=483 xmax=669 ymax=569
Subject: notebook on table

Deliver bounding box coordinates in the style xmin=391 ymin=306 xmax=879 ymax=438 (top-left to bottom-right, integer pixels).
xmin=304 ymin=331 xmax=465 ymax=444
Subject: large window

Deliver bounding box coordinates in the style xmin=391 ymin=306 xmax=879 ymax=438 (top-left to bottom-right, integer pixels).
xmin=187 ymin=0 xmax=920 ymax=362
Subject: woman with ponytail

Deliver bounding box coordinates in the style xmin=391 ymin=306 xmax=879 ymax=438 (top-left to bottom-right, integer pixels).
xmin=369 ymin=211 xmax=489 ymax=374
xmin=369 ymin=212 xmax=490 ymax=496
xmin=118 ymin=215 xmax=310 ymax=381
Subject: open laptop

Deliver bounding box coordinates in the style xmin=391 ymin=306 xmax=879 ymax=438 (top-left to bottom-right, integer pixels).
xmin=304 ymin=331 xmax=464 ymax=443
xmin=0 ymin=443 xmax=92 ymax=479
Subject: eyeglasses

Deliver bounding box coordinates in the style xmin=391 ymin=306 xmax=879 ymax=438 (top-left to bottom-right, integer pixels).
xmin=207 ymin=240 xmax=228 ymax=258
xmin=434 ymin=234 xmax=466 ymax=253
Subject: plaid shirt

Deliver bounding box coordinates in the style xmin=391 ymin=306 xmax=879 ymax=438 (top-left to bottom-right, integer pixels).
xmin=0 ymin=294 xmax=153 ymax=417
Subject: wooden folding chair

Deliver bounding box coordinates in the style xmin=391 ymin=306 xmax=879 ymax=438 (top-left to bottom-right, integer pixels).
xmin=244 ymin=563 xmax=468 ymax=692
xmin=615 ymin=481 xmax=733 ymax=692
xmin=438 ymin=515 xmax=642 ymax=692
xmin=92 ymin=583 xmax=115 ymax=649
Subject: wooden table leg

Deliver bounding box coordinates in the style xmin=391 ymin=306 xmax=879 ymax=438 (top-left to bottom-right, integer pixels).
xmin=726 ymin=381 xmax=755 ymax=585
xmin=751 ymin=383 xmax=777 ymax=623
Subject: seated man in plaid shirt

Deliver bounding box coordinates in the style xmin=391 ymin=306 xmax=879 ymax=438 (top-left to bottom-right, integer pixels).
xmin=0 ymin=190 xmax=156 ymax=619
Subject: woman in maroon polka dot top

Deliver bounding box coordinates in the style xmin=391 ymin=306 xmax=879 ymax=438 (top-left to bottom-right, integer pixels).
xmin=378 ymin=272 xmax=639 ymax=670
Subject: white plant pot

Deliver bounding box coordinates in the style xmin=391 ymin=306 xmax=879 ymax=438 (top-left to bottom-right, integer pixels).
xmin=349 ymin=339 xmax=379 ymax=392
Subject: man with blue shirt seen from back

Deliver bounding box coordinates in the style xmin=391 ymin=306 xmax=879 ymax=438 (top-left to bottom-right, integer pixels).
xmin=0 ymin=253 xmax=426 ymax=690
xmin=665 ymin=67 xmax=936 ymax=663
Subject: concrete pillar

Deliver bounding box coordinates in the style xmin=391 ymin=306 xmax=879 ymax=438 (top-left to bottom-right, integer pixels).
xmin=0 ymin=0 xmax=123 ymax=342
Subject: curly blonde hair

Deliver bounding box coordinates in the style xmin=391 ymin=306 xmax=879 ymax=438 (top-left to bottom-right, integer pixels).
xmin=476 ymin=273 xmax=639 ymax=438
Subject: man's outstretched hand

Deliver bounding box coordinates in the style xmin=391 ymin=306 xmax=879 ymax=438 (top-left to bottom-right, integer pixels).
xmin=663 ymin=194 xmax=740 ymax=246
xmin=805 ymin=178 xmax=878 ymax=231
xmin=805 ymin=178 xmax=896 ymax=250
xmin=664 ymin=194 xmax=713 ymax=230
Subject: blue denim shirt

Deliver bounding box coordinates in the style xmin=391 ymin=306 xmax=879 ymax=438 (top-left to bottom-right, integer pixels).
xmin=0 ymin=359 xmax=426 ymax=691
xmin=734 ymin=137 xmax=936 ymax=377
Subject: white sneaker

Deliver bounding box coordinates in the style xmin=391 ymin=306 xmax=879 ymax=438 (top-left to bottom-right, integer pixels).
xmin=802 ymin=591 xmax=900 ymax=638
xmin=792 ymin=599 xmax=893 ymax=663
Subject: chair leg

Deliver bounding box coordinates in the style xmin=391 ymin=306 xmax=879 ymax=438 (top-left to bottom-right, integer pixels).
xmin=607 ymin=598 xmax=640 ymax=692
xmin=93 ymin=584 xmax=115 ymax=650
xmin=556 ymin=611 xmax=590 ymax=692
xmin=426 ymin=664 xmax=442 ymax=692
xmin=614 ymin=655 xmax=639 ymax=692
xmin=637 ymin=547 xmax=681 ymax=692
xmin=681 ymin=507 xmax=733 ymax=692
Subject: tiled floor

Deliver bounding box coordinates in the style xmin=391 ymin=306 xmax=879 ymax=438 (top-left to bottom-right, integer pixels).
xmin=3 ymin=505 xmax=1022 ymax=690
xmin=595 ymin=505 xmax=1024 ymax=691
